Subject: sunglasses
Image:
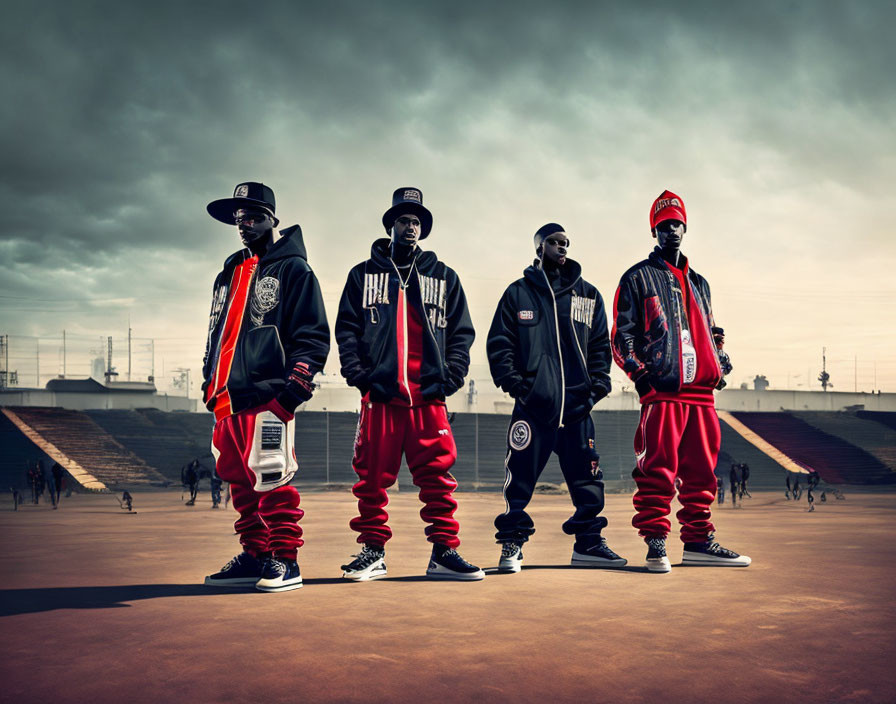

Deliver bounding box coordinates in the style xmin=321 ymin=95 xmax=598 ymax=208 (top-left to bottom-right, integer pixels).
xmin=234 ymin=210 xmax=270 ymax=226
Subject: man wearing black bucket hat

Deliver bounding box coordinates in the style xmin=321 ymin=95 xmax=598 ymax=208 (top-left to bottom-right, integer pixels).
xmin=487 ymin=224 xmax=625 ymax=573
xmin=335 ymin=187 xmax=482 ymax=581
xmin=201 ymin=181 xmax=330 ymax=592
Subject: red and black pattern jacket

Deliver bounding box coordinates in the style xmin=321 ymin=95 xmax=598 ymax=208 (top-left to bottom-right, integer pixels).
xmin=611 ymin=248 xmax=731 ymax=399
xmin=335 ymin=238 xmax=474 ymax=404
xmin=201 ymin=225 xmax=330 ymax=415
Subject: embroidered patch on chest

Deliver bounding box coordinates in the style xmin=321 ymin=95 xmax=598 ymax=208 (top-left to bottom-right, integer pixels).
xmin=518 ymin=310 xmax=534 ymax=321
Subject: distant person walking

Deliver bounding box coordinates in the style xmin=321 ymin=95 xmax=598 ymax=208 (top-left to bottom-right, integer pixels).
xmin=51 ymin=463 xmax=65 ymax=509
xmin=183 ymin=460 xmax=200 ymax=506
xmin=739 ymin=463 xmax=751 ymax=498
xmin=729 ymin=464 xmax=741 ymax=508
xmin=716 ymin=475 xmax=725 ymax=505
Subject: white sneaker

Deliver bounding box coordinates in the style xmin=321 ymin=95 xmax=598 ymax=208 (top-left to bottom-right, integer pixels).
xmin=256 ymin=558 xmax=303 ymax=592
xmin=426 ymin=545 xmax=485 ymax=581
xmin=341 ymin=545 xmax=387 ymax=581
xmin=682 ymin=538 xmax=751 ymax=567
xmin=498 ymin=542 xmax=524 ymax=573
xmin=645 ymin=537 xmax=671 ymax=573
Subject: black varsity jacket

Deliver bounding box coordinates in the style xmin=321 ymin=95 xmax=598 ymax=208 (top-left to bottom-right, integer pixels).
xmin=201 ymin=225 xmax=330 ymax=414
xmin=335 ymin=238 xmax=474 ymax=403
xmin=487 ymin=258 xmax=612 ymax=428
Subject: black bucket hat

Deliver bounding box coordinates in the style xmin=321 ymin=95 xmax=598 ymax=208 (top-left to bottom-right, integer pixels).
xmin=207 ymin=182 xmax=280 ymax=226
xmin=381 ymin=187 xmax=433 ymax=239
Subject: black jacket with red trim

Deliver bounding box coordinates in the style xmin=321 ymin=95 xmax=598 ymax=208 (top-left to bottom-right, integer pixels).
xmin=487 ymin=258 xmax=612 ymax=427
xmin=335 ymin=238 xmax=474 ymax=403
xmin=611 ymin=247 xmax=730 ymax=398
xmin=201 ymin=225 xmax=330 ymax=414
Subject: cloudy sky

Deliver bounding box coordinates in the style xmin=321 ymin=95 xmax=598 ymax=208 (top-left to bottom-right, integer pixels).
xmin=1 ymin=0 xmax=894 ymax=395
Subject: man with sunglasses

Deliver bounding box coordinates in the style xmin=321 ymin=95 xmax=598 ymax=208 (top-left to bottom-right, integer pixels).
xmin=611 ymin=190 xmax=749 ymax=572
xmin=201 ymin=182 xmax=330 ymax=592
xmin=487 ymin=223 xmax=623 ymax=573
xmin=335 ymin=187 xmax=482 ymax=581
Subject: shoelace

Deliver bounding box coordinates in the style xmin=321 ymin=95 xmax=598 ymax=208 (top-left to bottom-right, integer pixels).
xmin=350 ymin=547 xmax=384 ymax=569
xmin=594 ymin=539 xmax=621 ymax=558
xmin=265 ymin=558 xmax=286 ymax=576
xmin=440 ymin=549 xmax=474 ymax=568
xmin=501 ymin=543 xmax=521 ymax=558
xmin=706 ymin=542 xmax=738 ymax=558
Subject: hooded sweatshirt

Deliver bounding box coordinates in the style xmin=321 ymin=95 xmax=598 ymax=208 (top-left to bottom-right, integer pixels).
xmin=487 ymin=258 xmax=612 ymax=428
xmin=201 ymin=225 xmax=330 ymax=418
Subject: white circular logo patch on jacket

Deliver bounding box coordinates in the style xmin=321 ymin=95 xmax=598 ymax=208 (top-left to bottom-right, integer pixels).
xmin=509 ymin=420 xmax=531 ymax=451
xmin=254 ymin=276 xmax=280 ymax=312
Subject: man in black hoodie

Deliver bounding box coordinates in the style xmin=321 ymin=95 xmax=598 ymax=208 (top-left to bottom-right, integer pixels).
xmin=335 ymin=187 xmax=482 ymax=581
xmin=487 ymin=224 xmax=625 ymax=572
xmin=201 ymin=182 xmax=330 ymax=593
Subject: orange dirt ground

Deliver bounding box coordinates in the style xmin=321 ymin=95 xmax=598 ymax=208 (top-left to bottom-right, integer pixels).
xmin=1 ymin=489 xmax=894 ymax=704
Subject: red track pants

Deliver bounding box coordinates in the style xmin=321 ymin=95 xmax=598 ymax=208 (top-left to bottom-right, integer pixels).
xmin=350 ymin=400 xmax=460 ymax=548
xmin=211 ymin=401 xmax=303 ymax=560
xmin=632 ymin=401 xmax=720 ymax=542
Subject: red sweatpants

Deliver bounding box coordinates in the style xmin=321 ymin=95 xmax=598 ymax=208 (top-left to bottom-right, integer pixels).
xmin=632 ymin=401 xmax=720 ymax=542
xmin=211 ymin=402 xmax=304 ymax=560
xmin=350 ymin=400 xmax=460 ymax=548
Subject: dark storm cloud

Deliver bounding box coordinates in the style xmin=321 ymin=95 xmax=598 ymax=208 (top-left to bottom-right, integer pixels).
xmin=1 ymin=1 xmax=894 ymax=353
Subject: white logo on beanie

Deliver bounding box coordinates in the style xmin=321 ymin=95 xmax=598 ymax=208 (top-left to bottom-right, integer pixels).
xmin=235 ymin=184 xmax=249 ymax=197
xmin=403 ymin=189 xmax=421 ymax=202
xmin=654 ymin=197 xmax=681 ymax=214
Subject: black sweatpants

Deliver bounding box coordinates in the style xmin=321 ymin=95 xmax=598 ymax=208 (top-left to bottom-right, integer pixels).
xmin=494 ymin=402 xmax=607 ymax=543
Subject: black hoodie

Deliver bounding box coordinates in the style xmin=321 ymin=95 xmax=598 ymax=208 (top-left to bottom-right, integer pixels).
xmin=487 ymin=258 xmax=612 ymax=428
xmin=201 ymin=225 xmax=330 ymax=414
xmin=335 ymin=238 xmax=474 ymax=403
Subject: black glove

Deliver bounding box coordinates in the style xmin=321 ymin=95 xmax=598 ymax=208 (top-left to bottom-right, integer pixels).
xmin=277 ymin=361 xmax=315 ymax=412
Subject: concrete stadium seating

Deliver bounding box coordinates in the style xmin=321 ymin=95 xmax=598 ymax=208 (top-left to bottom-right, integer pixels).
xmin=3 ymin=407 xmax=169 ymax=490
xmin=856 ymin=411 xmax=896 ymax=432
xmin=3 ymin=407 xmax=895 ymax=492
xmin=730 ymin=412 xmax=896 ymax=485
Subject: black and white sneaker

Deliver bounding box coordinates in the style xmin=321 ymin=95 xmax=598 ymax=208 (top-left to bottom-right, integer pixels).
xmin=498 ymin=541 xmax=524 ymax=573
xmin=204 ymin=551 xmax=265 ymax=587
xmin=341 ymin=544 xmax=387 ymax=581
xmin=645 ymin=537 xmax=671 ymax=573
xmin=256 ymin=557 xmax=303 ymax=592
xmin=426 ymin=545 xmax=485 ymax=581
xmin=682 ymin=537 xmax=751 ymax=567
xmin=571 ymin=536 xmax=628 ymax=567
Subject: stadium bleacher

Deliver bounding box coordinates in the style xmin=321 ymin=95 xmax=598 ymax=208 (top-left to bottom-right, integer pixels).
xmin=4 ymin=407 xmax=169 ymax=490
xmin=794 ymin=412 xmax=896 ymax=472
xmin=0 ymin=411 xmax=55 ymax=493
xmin=3 ymin=406 xmax=895 ymax=492
xmin=856 ymin=411 xmax=896 ymax=433
xmin=729 ymin=412 xmax=896 ymax=485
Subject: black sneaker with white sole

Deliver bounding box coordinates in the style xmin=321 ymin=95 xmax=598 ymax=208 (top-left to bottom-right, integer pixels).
xmin=682 ymin=537 xmax=751 ymax=567
xmin=256 ymin=557 xmax=303 ymax=592
xmin=498 ymin=541 xmax=524 ymax=573
xmin=645 ymin=537 xmax=671 ymax=573
xmin=426 ymin=544 xmax=485 ymax=580
xmin=204 ymin=551 xmax=264 ymax=587
xmin=342 ymin=544 xmax=387 ymax=581
xmin=571 ymin=536 xmax=628 ymax=567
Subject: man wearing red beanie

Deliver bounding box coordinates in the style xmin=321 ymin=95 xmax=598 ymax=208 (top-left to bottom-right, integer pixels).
xmin=611 ymin=190 xmax=750 ymax=572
